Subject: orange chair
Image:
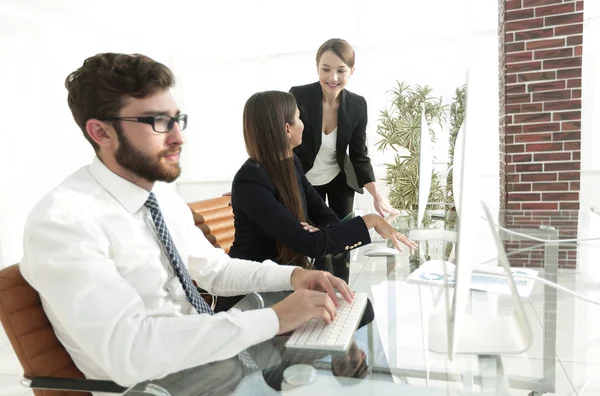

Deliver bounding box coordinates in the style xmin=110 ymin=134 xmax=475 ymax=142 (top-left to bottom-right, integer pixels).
xmin=0 ymin=263 xmax=128 ymax=395
xmin=188 ymin=196 xmax=235 ymax=253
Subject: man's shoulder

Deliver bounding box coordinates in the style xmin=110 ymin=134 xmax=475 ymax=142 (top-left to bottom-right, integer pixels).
xmin=27 ymin=165 xmax=102 ymax=223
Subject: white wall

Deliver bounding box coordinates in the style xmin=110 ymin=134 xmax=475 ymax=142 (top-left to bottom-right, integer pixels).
xmin=0 ymin=0 xmax=501 ymax=267
xmin=578 ymin=2 xmax=600 ymax=281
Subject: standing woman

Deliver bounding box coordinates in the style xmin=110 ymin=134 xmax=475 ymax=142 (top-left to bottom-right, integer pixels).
xmin=290 ymin=38 xmax=398 ymax=280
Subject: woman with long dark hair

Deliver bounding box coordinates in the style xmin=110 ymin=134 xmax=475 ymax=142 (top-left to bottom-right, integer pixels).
xmin=227 ymin=90 xmax=415 ymax=271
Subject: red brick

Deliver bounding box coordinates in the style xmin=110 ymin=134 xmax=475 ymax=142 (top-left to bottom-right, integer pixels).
xmin=521 ymin=173 xmax=556 ymax=182
xmin=514 ymin=28 xmax=554 ymax=41
xmin=509 ymin=183 xmax=532 ymax=192
xmin=542 ymin=192 xmax=579 ymax=201
xmin=506 ymin=32 xmax=514 ymax=43
xmin=507 ymin=203 xmax=522 ymax=210
xmin=514 ymin=113 xmax=551 ymax=123
xmin=564 ymin=141 xmax=581 ymax=150
xmin=516 ymin=164 xmax=543 ymax=172
xmin=543 ymin=100 xmax=581 ymax=111
xmin=571 ymin=181 xmax=580 ymax=189
xmin=553 ymin=131 xmax=581 ymax=141
xmin=535 ymin=3 xmax=575 ymax=17
xmin=507 ymin=174 xmax=520 ymax=183
xmin=545 ymin=13 xmax=583 ymax=27
xmin=576 ymin=1 xmax=583 ymax=12
xmin=506 ymin=115 xmax=514 ymax=124
xmin=527 ymin=80 xmax=566 ymax=92
xmin=533 ymin=152 xmax=571 ymax=162
xmin=507 ymin=61 xmax=541 ymax=73
xmin=562 ymin=121 xmax=581 ymax=130
xmin=508 ymin=51 xmax=533 ymax=62
xmin=521 ymin=103 xmax=544 ymax=112
xmin=506 ymin=135 xmax=515 ymax=144
xmin=522 ymin=202 xmax=559 ymax=210
xmin=567 ymin=78 xmax=581 ymax=88
xmin=507 ymin=9 xmax=534 ymax=21
xmin=526 ymin=38 xmax=565 ymax=50
xmin=506 ymin=104 xmax=521 ymax=114
xmin=572 ymin=89 xmax=581 ymax=99
xmin=555 ymin=24 xmax=584 ymax=36
xmin=526 ymin=142 xmax=563 ymax=152
xmin=567 ymin=35 xmax=583 ymax=46
xmin=506 ymin=0 xmax=522 ymax=10
xmin=507 ymin=18 xmax=544 ymax=31
xmin=532 ymin=90 xmax=571 ymax=102
xmin=522 ymin=122 xmax=561 ymax=133
xmin=553 ymin=111 xmax=581 ymax=121
xmin=572 ymin=152 xmax=581 ymax=161
xmin=516 ymin=133 xmax=552 ymax=143
xmin=523 ymin=0 xmax=560 ymax=7
xmin=508 ymin=193 xmax=541 ymax=201
xmin=507 ymin=42 xmax=526 ymax=53
xmin=506 ymin=74 xmax=518 ymax=84
xmin=559 ymin=172 xmax=580 ymax=181
xmin=506 ymin=125 xmax=523 ymax=134
xmin=507 ymin=93 xmax=532 ymax=104
xmin=557 ymin=68 xmax=582 ymax=79
xmin=560 ymin=202 xmax=580 ymax=210
xmin=543 ymin=57 xmax=582 ymax=69
xmin=518 ymin=71 xmax=556 ymax=82
xmin=507 ymin=144 xmax=526 ymax=153
xmin=574 ymin=46 xmax=582 ymax=57
xmin=544 ymin=162 xmax=580 ymax=172
xmin=512 ymin=154 xmax=533 ymax=162
xmin=532 ymin=182 xmax=570 ymax=191
xmin=507 ymin=84 xmax=527 ymax=94
xmin=534 ymin=48 xmax=573 ymax=60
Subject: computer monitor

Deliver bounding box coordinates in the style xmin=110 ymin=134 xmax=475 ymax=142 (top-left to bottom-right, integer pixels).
xmin=427 ymin=77 xmax=533 ymax=359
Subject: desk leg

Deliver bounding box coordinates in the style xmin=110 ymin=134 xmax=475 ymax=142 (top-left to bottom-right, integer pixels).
xmin=542 ymin=236 xmax=558 ymax=394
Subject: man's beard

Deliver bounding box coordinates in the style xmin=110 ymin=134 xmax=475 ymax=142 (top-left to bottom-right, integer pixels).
xmin=114 ymin=126 xmax=181 ymax=183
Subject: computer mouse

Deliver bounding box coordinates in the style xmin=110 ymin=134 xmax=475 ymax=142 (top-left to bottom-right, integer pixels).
xmin=283 ymin=364 xmax=316 ymax=386
xmin=362 ymin=246 xmax=399 ymax=257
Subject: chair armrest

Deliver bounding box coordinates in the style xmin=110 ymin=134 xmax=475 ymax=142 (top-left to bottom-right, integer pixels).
xmin=247 ymin=291 xmax=265 ymax=309
xmin=26 ymin=376 xmax=127 ymax=393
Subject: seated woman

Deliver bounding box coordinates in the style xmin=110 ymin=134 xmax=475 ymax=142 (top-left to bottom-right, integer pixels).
xmin=216 ymin=91 xmax=415 ymax=312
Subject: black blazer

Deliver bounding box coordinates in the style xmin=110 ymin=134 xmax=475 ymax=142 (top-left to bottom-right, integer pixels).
xmin=228 ymin=157 xmax=371 ymax=264
xmin=290 ymin=82 xmax=376 ymax=193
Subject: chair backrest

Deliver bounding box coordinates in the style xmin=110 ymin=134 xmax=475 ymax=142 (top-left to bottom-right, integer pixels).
xmin=0 ymin=264 xmax=90 ymax=396
xmin=188 ymin=196 xmax=234 ymax=254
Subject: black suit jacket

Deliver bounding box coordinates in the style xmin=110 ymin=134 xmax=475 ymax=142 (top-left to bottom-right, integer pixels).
xmin=228 ymin=157 xmax=371 ymax=263
xmin=290 ymin=82 xmax=376 ymax=193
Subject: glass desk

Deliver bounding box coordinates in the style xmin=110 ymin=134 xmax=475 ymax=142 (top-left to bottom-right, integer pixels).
xmin=124 ymin=209 xmax=600 ymax=395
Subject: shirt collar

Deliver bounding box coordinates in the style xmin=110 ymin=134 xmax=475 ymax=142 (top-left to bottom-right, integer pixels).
xmin=88 ymin=156 xmax=151 ymax=214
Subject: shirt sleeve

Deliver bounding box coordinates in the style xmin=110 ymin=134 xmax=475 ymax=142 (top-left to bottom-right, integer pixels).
xmin=20 ymin=213 xmax=284 ymax=387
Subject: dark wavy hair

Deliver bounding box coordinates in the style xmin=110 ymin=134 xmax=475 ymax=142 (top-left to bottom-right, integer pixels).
xmin=65 ymin=53 xmax=174 ymax=151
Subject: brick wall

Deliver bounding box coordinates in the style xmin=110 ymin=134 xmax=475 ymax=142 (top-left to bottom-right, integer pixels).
xmin=499 ymin=0 xmax=583 ymax=268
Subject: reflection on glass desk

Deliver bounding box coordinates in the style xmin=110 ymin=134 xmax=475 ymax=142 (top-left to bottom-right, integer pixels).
xmin=124 ymin=209 xmax=600 ymax=395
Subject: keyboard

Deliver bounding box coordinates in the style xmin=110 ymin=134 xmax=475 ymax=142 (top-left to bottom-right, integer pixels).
xmin=285 ymin=292 xmax=368 ymax=353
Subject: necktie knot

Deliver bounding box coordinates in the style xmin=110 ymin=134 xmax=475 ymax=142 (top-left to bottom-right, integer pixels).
xmin=144 ymin=192 xmax=160 ymax=212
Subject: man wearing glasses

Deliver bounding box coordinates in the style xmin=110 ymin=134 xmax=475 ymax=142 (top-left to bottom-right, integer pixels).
xmin=19 ymin=53 xmax=354 ymax=390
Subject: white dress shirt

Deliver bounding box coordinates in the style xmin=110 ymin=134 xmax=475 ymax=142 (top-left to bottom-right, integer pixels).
xmin=305 ymin=129 xmax=341 ymax=186
xmin=20 ymin=156 xmax=296 ymax=387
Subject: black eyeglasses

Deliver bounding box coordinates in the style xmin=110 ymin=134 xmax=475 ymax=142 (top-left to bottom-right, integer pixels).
xmin=99 ymin=114 xmax=188 ymax=133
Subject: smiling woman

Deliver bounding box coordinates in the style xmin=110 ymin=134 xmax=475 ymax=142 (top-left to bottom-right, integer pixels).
xmin=289 ymin=38 xmax=400 ymax=281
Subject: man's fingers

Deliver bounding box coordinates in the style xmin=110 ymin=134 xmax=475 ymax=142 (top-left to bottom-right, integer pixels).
xmin=316 ymin=274 xmax=338 ymax=307
xmin=328 ymin=275 xmax=354 ymax=303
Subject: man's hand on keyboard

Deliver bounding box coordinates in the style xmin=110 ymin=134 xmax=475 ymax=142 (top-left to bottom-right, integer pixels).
xmin=290 ymin=268 xmax=354 ymax=307
xmin=271 ymin=289 xmax=338 ymax=335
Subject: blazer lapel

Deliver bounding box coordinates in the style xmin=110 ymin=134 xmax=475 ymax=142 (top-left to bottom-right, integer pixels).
xmin=336 ymin=89 xmax=352 ymax=156
xmin=309 ymin=83 xmax=324 ymax=156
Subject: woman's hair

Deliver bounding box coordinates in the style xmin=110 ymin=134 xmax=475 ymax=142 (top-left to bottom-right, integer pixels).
xmin=243 ymin=91 xmax=309 ymax=268
xmin=316 ymin=38 xmax=356 ymax=68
